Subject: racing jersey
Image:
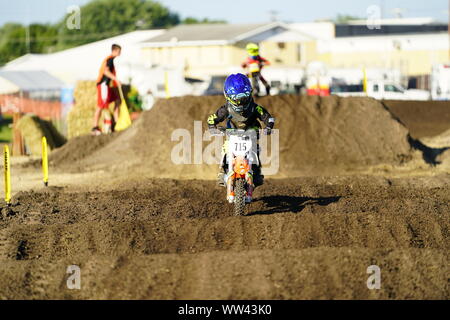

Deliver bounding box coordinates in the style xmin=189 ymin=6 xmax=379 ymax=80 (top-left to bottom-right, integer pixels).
xmin=207 ymin=100 xmax=275 ymax=131
xmin=242 ymin=55 xmax=270 ymax=73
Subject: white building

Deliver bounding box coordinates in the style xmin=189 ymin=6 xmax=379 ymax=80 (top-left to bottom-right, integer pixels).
xmin=2 ymin=30 xmax=164 ymax=85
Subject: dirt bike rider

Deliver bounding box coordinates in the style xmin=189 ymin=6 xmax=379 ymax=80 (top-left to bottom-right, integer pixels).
xmin=207 ymin=73 xmax=275 ymax=196
xmin=241 ymin=43 xmax=271 ymax=96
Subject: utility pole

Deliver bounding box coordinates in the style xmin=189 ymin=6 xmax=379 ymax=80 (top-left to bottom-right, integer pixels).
xmin=380 ymin=0 xmax=385 ymax=19
xmin=25 ymin=25 xmax=30 ymax=54
xmin=391 ymin=8 xmax=405 ymax=19
xmin=268 ymin=10 xmax=279 ymax=22
xmin=25 ymin=5 xmax=31 ymax=53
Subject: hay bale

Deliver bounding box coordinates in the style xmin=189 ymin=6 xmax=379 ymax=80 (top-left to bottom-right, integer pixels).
xmin=68 ymin=81 xmax=97 ymax=138
xmin=67 ymin=104 xmax=96 ymax=138
xmin=16 ymin=114 xmax=66 ymax=155
xmin=41 ymin=119 xmax=67 ymax=147
xmin=68 ymin=80 xmax=116 ymax=138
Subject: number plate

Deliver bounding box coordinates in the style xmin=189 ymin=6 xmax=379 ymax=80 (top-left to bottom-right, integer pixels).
xmin=229 ymin=135 xmax=252 ymax=157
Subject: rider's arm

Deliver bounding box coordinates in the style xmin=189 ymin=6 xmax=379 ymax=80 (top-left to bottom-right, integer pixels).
xmin=256 ymin=105 xmax=275 ymax=129
xmin=207 ymin=105 xmax=229 ymax=129
xmin=259 ymin=56 xmax=270 ymax=66
xmin=241 ymin=57 xmax=249 ymax=68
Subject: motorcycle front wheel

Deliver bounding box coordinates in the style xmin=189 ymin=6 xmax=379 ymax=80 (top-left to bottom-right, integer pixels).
xmin=234 ymin=178 xmax=247 ymax=216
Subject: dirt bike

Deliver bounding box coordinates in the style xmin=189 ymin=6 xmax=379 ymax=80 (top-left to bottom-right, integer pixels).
xmin=211 ymin=127 xmax=259 ymax=216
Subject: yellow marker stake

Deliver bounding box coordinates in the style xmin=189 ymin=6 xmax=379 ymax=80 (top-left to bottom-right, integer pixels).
xmin=3 ymin=145 xmax=11 ymax=204
xmin=42 ymin=136 xmax=48 ymax=186
xmin=164 ymin=71 xmax=171 ymax=99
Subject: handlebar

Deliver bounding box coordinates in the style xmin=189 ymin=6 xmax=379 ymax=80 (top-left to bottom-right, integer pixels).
xmin=209 ymin=127 xmax=226 ymax=136
xmin=209 ymin=127 xmax=260 ymax=137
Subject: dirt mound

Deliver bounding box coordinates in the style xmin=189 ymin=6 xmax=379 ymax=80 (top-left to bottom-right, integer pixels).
xmin=50 ymin=95 xmax=420 ymax=178
xmin=5 ymin=96 xmax=449 ymax=300
xmin=420 ymin=128 xmax=450 ymax=149
xmin=49 ymin=132 xmax=118 ymax=171
xmin=436 ymin=149 xmax=450 ymax=170
xmin=259 ymin=95 xmax=414 ymax=174
xmin=0 ymin=177 xmax=448 ymax=299
xmin=1 ymin=248 xmax=447 ymax=299
xmin=384 ymin=100 xmax=450 ymax=139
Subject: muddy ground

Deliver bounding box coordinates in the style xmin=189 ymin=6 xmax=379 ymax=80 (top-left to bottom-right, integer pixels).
xmin=1 ymin=96 xmax=449 ymax=299
xmin=0 ymin=175 xmax=448 ymax=299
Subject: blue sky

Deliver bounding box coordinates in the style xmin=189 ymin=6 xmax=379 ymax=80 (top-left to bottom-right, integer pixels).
xmin=0 ymin=0 xmax=448 ymax=25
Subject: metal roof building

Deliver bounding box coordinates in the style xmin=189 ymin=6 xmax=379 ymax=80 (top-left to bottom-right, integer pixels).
xmin=143 ymin=22 xmax=312 ymax=47
xmin=0 ymin=70 xmax=65 ymax=95
xmin=146 ymin=23 xmax=274 ymax=43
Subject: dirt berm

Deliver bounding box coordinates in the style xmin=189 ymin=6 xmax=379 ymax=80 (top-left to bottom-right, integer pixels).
xmin=384 ymin=100 xmax=450 ymax=139
xmin=49 ymin=95 xmax=422 ymax=178
xmin=0 ymin=176 xmax=449 ymax=299
xmin=3 ymin=96 xmax=449 ymax=299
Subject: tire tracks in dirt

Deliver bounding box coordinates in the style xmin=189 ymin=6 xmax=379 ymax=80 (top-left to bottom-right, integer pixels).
xmin=0 ymin=177 xmax=448 ymax=299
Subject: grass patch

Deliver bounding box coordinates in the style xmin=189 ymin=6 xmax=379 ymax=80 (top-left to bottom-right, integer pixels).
xmin=0 ymin=115 xmax=12 ymax=143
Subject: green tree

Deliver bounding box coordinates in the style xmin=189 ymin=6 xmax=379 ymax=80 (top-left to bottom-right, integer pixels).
xmin=29 ymin=24 xmax=58 ymax=53
xmin=0 ymin=24 xmax=27 ymax=64
xmin=334 ymin=14 xmax=363 ymax=24
xmin=0 ymin=23 xmax=57 ymax=65
xmin=0 ymin=0 xmax=228 ymax=65
xmin=182 ymin=17 xmax=227 ymax=24
xmin=55 ymin=0 xmax=180 ymax=49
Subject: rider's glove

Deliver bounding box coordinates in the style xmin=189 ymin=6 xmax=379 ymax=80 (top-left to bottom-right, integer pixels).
xmin=208 ymin=124 xmax=217 ymax=133
xmin=209 ymin=126 xmax=222 ymax=136
xmin=264 ymin=127 xmax=272 ymax=135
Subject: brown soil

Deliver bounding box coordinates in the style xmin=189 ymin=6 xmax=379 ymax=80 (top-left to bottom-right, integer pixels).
xmin=49 ymin=95 xmax=420 ymax=178
xmin=49 ymin=132 xmax=118 ymax=171
xmin=384 ymin=100 xmax=450 ymax=139
xmin=0 ymin=176 xmax=448 ymax=299
xmin=2 ymin=96 xmax=449 ymax=299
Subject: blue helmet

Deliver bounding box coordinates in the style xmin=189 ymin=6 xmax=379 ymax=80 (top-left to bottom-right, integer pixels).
xmin=223 ymin=73 xmax=253 ymax=114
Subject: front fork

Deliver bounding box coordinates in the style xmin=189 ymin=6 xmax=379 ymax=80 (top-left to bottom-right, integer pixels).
xmin=226 ymin=171 xmax=254 ymax=200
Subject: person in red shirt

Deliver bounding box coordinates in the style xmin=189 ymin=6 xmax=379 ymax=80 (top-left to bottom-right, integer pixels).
xmin=92 ymin=44 xmax=122 ymax=135
xmin=241 ymin=43 xmax=271 ymax=96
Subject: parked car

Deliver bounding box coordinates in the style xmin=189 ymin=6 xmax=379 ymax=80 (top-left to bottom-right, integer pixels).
xmin=331 ymin=81 xmax=430 ymax=100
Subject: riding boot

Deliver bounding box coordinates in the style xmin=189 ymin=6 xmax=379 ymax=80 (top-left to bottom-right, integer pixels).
xmin=246 ymin=184 xmax=254 ymax=203
xmin=217 ymin=155 xmax=227 ymax=187
xmin=253 ymin=165 xmax=264 ymax=187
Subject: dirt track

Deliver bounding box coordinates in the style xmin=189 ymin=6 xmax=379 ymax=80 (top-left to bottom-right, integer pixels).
xmin=0 ymin=176 xmax=448 ymax=299
xmin=2 ymin=96 xmax=449 ymax=299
